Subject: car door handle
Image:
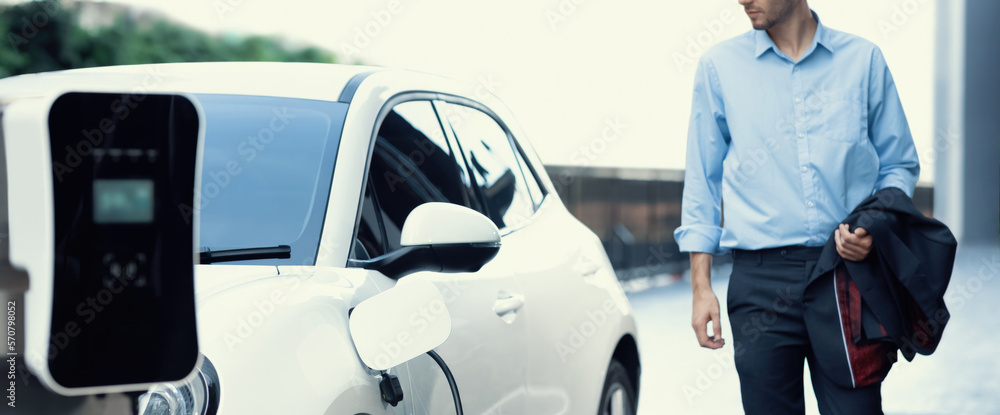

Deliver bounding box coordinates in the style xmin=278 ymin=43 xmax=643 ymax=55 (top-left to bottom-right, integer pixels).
xmin=494 ymin=293 xmax=525 ymax=316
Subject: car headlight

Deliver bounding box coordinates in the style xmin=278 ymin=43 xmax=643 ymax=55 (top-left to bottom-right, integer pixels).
xmin=138 ymin=356 xmax=220 ymax=415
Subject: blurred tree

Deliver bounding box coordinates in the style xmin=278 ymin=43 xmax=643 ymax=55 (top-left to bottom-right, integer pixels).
xmin=0 ymin=0 xmax=339 ymax=78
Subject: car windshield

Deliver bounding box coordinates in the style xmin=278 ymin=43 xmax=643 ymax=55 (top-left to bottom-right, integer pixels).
xmin=194 ymin=94 xmax=347 ymax=265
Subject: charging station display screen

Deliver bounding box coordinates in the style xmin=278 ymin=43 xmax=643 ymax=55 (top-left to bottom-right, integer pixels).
xmin=93 ymin=179 xmax=154 ymax=223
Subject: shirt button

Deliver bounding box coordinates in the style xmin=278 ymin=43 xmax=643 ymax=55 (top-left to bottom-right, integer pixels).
xmin=801 ymin=166 xmax=808 ymax=172
xmin=795 ymin=97 xmax=802 ymax=103
xmin=808 ymin=201 xmax=815 ymax=207
xmin=798 ymin=133 xmax=805 ymax=138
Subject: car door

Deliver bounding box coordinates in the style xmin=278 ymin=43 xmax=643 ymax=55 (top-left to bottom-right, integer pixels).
xmin=438 ymin=100 xmax=629 ymax=413
xmin=349 ymin=98 xmax=528 ymax=415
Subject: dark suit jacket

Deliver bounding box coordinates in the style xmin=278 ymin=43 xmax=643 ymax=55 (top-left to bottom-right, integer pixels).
xmin=803 ymin=187 xmax=957 ymax=388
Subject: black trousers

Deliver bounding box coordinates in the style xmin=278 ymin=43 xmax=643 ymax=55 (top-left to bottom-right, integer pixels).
xmin=727 ymin=246 xmax=883 ymax=415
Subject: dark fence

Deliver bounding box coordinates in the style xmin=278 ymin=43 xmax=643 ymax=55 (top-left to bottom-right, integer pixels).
xmin=545 ymin=165 xmax=935 ymax=280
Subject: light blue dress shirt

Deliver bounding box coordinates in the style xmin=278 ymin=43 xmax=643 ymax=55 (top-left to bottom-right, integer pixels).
xmin=674 ymin=13 xmax=920 ymax=254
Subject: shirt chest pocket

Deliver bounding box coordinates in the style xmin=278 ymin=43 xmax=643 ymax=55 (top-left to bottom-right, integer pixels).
xmin=813 ymin=88 xmax=864 ymax=142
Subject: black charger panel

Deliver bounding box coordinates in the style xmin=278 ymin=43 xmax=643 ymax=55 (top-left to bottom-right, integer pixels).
xmin=47 ymin=92 xmax=200 ymax=388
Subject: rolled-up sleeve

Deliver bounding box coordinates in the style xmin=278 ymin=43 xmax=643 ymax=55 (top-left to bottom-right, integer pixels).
xmin=674 ymin=57 xmax=730 ymax=254
xmin=868 ymin=47 xmax=920 ymax=196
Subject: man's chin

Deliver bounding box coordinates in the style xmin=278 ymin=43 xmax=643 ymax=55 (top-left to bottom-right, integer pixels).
xmin=750 ymin=20 xmax=776 ymax=31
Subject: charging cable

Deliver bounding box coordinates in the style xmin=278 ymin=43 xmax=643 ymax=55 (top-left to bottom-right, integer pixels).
xmin=426 ymin=350 xmax=463 ymax=415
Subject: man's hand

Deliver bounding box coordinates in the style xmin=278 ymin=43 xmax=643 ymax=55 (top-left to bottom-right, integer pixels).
xmin=692 ymin=288 xmax=725 ymax=349
xmin=835 ymin=223 xmax=873 ymax=262
xmin=690 ymin=252 xmax=725 ymax=349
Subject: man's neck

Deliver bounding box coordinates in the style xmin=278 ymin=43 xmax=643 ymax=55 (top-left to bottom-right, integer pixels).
xmin=766 ymin=4 xmax=817 ymax=62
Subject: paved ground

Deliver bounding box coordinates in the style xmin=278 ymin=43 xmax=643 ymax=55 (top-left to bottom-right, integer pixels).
xmin=628 ymin=243 xmax=1000 ymax=415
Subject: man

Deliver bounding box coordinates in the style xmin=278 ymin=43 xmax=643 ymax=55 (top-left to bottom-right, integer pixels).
xmin=674 ymin=0 xmax=919 ymax=413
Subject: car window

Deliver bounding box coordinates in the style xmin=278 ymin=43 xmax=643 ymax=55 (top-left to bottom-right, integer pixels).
xmin=512 ymin=142 xmax=546 ymax=208
xmin=195 ymin=94 xmax=347 ymax=265
xmin=353 ymin=178 xmax=386 ymax=259
xmin=440 ymin=102 xmax=536 ymax=230
xmin=364 ymin=100 xmax=474 ymax=252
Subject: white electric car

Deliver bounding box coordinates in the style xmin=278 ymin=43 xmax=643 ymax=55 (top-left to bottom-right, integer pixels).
xmin=0 ymin=63 xmax=640 ymax=415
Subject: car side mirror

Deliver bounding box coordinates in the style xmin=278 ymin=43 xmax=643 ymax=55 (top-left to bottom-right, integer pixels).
xmin=349 ymin=280 xmax=452 ymax=370
xmin=349 ymin=202 xmax=501 ymax=279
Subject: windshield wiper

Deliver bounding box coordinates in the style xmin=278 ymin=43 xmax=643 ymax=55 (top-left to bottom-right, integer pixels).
xmin=200 ymin=245 xmax=291 ymax=264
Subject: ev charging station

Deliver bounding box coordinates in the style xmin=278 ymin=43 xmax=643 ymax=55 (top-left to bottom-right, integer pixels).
xmin=1 ymin=90 xmax=204 ymax=397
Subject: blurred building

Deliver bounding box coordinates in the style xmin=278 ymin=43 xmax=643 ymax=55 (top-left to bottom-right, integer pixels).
xmin=546 ymin=165 xmax=935 ymax=280
xmin=934 ymin=0 xmax=1000 ymax=246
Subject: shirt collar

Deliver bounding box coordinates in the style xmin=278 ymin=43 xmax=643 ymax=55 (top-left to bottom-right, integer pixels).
xmin=754 ymin=10 xmax=834 ymax=59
